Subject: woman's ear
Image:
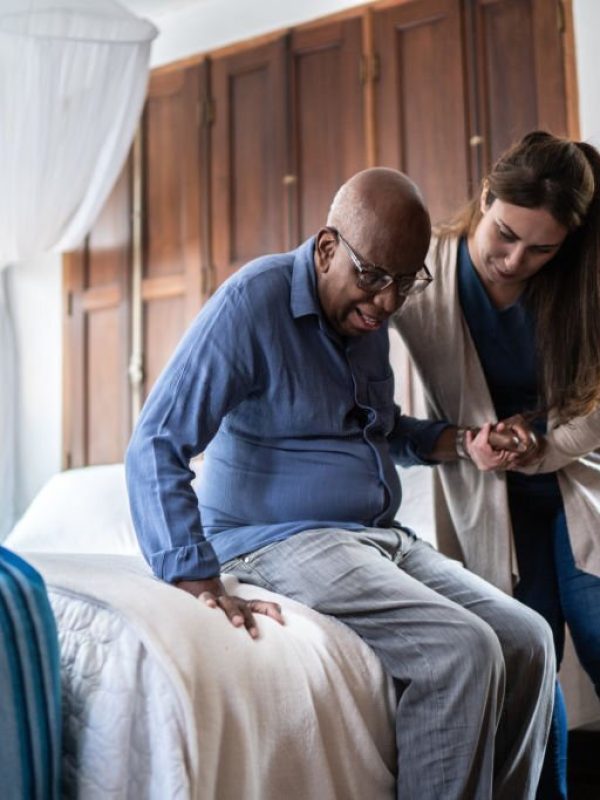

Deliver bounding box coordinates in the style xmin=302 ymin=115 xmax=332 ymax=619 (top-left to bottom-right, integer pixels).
xmin=479 ymin=180 xmax=490 ymax=214
xmin=480 ymin=179 xmax=496 ymax=214
xmin=315 ymin=228 xmax=337 ymax=274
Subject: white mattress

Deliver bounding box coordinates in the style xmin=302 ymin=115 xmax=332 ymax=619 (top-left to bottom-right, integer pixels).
xmin=27 ymin=552 xmax=397 ymax=800
xmin=52 ymin=590 xmax=191 ymax=798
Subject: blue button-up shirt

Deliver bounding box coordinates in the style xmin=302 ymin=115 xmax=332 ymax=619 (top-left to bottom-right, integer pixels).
xmin=126 ymin=237 xmax=445 ymax=582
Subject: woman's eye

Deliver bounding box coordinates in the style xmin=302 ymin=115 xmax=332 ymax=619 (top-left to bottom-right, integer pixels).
xmin=498 ymin=228 xmax=516 ymax=242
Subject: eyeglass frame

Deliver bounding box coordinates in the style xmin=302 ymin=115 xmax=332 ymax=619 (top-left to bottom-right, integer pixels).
xmin=327 ymin=226 xmax=433 ymax=296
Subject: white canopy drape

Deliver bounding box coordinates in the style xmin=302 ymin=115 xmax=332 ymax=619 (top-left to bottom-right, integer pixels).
xmin=0 ymin=0 xmax=157 ymax=536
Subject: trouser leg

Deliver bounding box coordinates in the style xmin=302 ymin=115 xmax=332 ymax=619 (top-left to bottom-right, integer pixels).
xmin=507 ymin=488 xmax=600 ymax=799
xmin=554 ymin=510 xmax=600 ymax=698
xmin=225 ymin=527 xmax=555 ymax=800
xmin=510 ymin=486 xmax=568 ymax=800
xmin=397 ymin=533 xmax=556 ymax=800
xmin=534 ymin=683 xmax=568 ymax=800
xmin=509 ymin=502 xmax=600 ymax=799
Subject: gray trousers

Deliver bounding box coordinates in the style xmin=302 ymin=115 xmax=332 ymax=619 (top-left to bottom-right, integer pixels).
xmin=223 ymin=527 xmax=555 ymax=800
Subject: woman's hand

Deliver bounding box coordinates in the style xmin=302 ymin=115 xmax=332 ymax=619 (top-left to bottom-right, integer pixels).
xmin=465 ymin=423 xmax=522 ymax=471
xmin=495 ymin=415 xmax=546 ymax=467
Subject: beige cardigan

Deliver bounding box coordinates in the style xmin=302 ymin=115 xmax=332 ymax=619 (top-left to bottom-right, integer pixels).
xmin=393 ymin=236 xmax=600 ymax=594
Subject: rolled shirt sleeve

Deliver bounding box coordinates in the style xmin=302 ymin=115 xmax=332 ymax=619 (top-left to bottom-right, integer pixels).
xmin=388 ymin=409 xmax=450 ymax=466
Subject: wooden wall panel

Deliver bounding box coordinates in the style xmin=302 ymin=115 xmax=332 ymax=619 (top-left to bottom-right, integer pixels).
xmin=144 ymin=66 xmax=204 ymax=292
xmin=211 ymin=39 xmax=287 ymax=286
xmin=289 ymin=19 xmax=366 ymax=243
xmin=141 ymin=62 xmax=207 ymax=401
xmin=63 ymin=163 xmax=131 ymax=467
xmin=86 ymin=306 xmax=126 ymax=464
xmin=374 ymin=0 xmax=471 ymax=224
xmin=473 ymin=0 xmax=568 ymax=168
xmin=143 ymin=297 xmax=186 ymax=394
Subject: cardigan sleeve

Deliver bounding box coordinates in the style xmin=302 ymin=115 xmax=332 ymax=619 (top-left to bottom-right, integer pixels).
xmin=515 ymin=406 xmax=600 ymax=474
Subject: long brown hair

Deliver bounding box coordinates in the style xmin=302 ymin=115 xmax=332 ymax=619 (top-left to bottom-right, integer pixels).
xmin=439 ymin=131 xmax=600 ymax=423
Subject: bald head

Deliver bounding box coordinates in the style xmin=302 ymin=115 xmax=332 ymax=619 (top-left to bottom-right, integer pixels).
xmin=313 ymin=169 xmax=432 ymax=337
xmin=327 ymin=168 xmax=431 ymax=265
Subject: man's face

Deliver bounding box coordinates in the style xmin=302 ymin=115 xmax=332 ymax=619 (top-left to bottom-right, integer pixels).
xmin=314 ymin=226 xmax=430 ymax=337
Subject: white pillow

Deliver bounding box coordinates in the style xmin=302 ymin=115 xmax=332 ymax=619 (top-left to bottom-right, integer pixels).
xmin=5 ymin=460 xmax=434 ymax=555
xmin=395 ymin=464 xmax=436 ymax=547
xmin=5 ymin=463 xmax=141 ymax=555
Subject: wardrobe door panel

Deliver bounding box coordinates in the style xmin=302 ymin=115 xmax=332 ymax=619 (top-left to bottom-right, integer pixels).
xmin=289 ymin=18 xmax=366 ymax=243
xmin=473 ymin=0 xmax=568 ymax=166
xmin=63 ymin=163 xmax=131 ymax=468
xmin=141 ymin=63 xmax=207 ymax=401
xmin=211 ymin=39 xmax=287 ymax=286
xmin=374 ymin=0 xmax=470 ymax=224
xmin=86 ymin=307 xmax=126 ymax=464
xmin=143 ymin=296 xmax=186 ymax=394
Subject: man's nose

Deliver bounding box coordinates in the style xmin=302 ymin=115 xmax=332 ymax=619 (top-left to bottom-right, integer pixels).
xmin=373 ymin=282 xmax=401 ymax=314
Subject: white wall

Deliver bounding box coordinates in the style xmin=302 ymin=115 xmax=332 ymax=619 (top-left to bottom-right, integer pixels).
xmin=148 ymin=0 xmax=368 ymax=67
xmin=9 ymin=0 xmax=600 ymax=521
xmin=7 ymin=254 xmax=62 ymax=519
xmin=573 ymin=0 xmax=600 ymax=145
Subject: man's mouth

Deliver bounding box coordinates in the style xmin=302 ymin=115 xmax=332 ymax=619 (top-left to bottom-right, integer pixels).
xmin=355 ymin=308 xmax=384 ymax=329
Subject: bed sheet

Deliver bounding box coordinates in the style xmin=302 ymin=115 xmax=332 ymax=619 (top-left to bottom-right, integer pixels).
xmin=26 ymin=552 xmax=397 ymax=800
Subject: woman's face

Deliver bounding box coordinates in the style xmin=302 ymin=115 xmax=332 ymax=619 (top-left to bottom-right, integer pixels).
xmin=468 ymin=194 xmax=568 ymax=305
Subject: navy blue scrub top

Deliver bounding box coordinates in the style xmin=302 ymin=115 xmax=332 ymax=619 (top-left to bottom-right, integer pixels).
xmin=457 ymin=238 xmax=560 ymax=499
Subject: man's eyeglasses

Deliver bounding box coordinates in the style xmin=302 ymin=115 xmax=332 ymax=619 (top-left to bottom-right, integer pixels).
xmin=328 ymin=227 xmax=433 ymax=296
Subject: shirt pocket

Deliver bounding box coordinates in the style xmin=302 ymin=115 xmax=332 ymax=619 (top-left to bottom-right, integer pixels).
xmin=367 ymin=374 xmax=395 ymax=435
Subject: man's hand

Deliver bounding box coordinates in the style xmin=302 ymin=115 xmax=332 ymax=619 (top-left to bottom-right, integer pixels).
xmin=494 ymin=415 xmax=546 ymax=467
xmin=432 ymin=425 xmax=523 ymax=462
xmin=488 ymin=427 xmax=525 ymax=453
xmin=174 ymin=577 xmax=285 ymax=639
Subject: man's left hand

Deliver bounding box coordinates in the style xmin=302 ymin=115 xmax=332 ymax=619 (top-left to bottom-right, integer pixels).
xmin=175 ymin=577 xmax=285 ymax=639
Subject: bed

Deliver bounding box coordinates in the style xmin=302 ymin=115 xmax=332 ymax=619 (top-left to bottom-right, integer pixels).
xmin=6 ymin=461 xmax=599 ymax=798
xmin=5 ymin=463 xmax=401 ymax=799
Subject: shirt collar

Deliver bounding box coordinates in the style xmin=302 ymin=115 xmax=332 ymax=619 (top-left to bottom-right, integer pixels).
xmin=290 ymin=236 xmax=322 ymax=320
xmin=289 ymin=235 xmax=386 ymax=348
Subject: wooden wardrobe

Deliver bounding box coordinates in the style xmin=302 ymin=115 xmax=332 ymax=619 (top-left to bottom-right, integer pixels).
xmin=62 ymin=0 xmax=576 ymax=467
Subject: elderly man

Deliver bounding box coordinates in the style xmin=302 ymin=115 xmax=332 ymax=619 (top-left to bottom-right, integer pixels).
xmin=126 ymin=168 xmax=554 ymax=799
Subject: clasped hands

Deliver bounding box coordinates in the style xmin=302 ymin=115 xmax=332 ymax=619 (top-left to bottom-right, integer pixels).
xmin=465 ymin=414 xmax=545 ymax=472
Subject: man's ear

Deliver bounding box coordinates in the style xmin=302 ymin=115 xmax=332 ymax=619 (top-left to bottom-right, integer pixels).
xmin=315 ymin=228 xmax=337 ymax=274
